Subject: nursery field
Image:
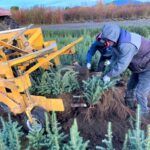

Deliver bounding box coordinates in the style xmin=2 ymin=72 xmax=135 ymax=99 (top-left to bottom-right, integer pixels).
xmin=0 ymin=26 xmax=150 ymax=150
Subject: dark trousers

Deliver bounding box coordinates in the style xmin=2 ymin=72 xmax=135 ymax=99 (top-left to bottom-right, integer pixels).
xmin=126 ymin=71 xmax=150 ymax=113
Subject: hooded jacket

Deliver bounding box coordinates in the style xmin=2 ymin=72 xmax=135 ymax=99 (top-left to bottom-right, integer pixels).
xmin=101 ymin=24 xmax=150 ymax=77
xmin=86 ymin=33 xmax=113 ymax=64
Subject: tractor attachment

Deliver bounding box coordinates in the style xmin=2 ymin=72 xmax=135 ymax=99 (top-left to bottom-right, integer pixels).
xmin=0 ymin=25 xmax=83 ymax=131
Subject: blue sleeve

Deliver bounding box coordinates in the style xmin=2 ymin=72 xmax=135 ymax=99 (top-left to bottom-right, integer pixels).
xmin=107 ymin=43 xmax=138 ymax=77
xmin=86 ymin=41 xmax=99 ymax=63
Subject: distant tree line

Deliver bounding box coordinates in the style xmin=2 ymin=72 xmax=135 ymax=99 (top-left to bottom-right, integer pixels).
xmin=11 ymin=4 xmax=150 ymax=24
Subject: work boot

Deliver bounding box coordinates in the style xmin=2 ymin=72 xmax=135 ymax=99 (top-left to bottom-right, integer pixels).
xmin=124 ymin=90 xmax=136 ymax=109
xmin=141 ymin=112 xmax=150 ymax=120
xmin=124 ymin=97 xmax=137 ymax=109
xmin=125 ymin=99 xmax=136 ymax=109
xmin=140 ymin=108 xmax=150 ymax=119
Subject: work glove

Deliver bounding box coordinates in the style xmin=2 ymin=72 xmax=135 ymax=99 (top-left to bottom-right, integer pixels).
xmin=103 ymin=75 xmax=110 ymax=84
xmin=104 ymin=60 xmax=111 ymax=66
xmin=86 ymin=63 xmax=91 ymax=70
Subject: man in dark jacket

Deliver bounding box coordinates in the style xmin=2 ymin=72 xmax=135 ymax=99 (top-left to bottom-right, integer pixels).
xmin=86 ymin=33 xmax=113 ymax=72
xmin=101 ymin=23 xmax=150 ymax=115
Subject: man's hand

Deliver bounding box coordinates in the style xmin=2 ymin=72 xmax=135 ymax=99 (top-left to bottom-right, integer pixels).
xmin=103 ymin=75 xmax=110 ymax=84
xmin=86 ymin=63 xmax=91 ymax=70
xmin=105 ymin=60 xmax=111 ymax=66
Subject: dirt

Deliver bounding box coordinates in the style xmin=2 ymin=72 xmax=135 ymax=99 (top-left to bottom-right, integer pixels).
xmin=58 ymin=89 xmax=124 ymax=149
xmin=58 ymin=86 xmax=150 ymax=149
xmin=40 ymin=19 xmax=150 ymax=30
xmin=57 ymin=65 xmax=150 ymax=149
xmin=0 ymin=65 xmax=150 ymax=149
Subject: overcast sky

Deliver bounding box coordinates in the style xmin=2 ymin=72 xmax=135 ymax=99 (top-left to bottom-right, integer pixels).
xmin=0 ymin=0 xmax=149 ymax=9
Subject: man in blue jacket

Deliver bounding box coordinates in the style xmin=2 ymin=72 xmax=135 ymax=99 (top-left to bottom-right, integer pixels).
xmin=86 ymin=33 xmax=113 ymax=72
xmin=101 ymin=24 xmax=150 ymax=116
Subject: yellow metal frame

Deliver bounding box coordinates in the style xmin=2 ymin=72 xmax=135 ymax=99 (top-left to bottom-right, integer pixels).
xmin=0 ymin=27 xmax=83 ymax=123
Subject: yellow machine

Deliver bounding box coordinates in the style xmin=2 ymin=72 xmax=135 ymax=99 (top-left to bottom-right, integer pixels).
xmin=0 ymin=25 xmax=83 ymax=131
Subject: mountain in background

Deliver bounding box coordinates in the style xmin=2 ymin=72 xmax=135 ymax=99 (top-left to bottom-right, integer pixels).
xmin=111 ymin=0 xmax=142 ymax=6
xmin=59 ymin=0 xmax=146 ymax=8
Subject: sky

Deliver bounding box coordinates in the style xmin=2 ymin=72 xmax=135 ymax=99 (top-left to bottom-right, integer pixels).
xmin=0 ymin=0 xmax=149 ymax=9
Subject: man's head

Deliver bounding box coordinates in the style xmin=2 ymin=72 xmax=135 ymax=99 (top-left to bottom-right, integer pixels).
xmin=96 ymin=33 xmax=115 ymax=48
xmin=101 ymin=23 xmax=121 ymax=46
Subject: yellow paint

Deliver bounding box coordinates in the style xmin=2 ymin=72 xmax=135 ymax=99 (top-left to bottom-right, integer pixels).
xmin=0 ymin=27 xmax=83 ymax=123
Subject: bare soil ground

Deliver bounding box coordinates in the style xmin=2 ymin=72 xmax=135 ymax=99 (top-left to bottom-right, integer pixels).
xmin=0 ymin=65 xmax=150 ymax=149
xmin=58 ymin=87 xmax=150 ymax=149
xmin=57 ymin=66 xmax=150 ymax=149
